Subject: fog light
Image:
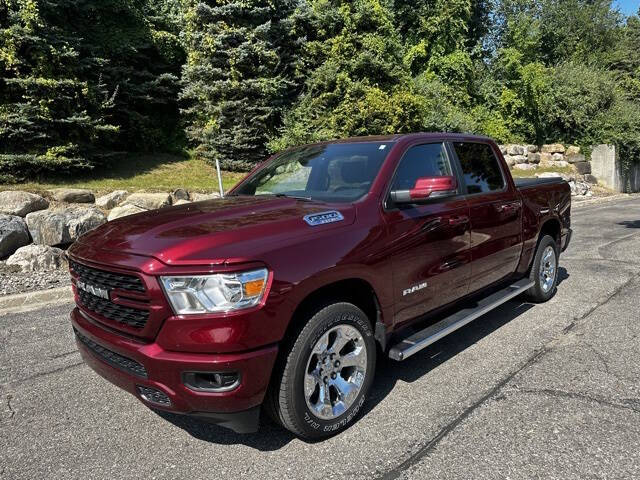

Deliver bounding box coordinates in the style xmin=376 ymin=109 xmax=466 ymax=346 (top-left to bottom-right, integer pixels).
xmin=137 ymin=386 xmax=171 ymax=406
xmin=183 ymin=371 xmax=240 ymax=392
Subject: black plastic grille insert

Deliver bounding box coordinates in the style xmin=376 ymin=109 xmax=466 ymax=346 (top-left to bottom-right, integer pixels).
xmin=78 ymin=290 xmax=149 ymax=329
xmin=70 ymin=260 xmax=145 ymax=293
xmin=74 ymin=328 xmax=147 ymax=378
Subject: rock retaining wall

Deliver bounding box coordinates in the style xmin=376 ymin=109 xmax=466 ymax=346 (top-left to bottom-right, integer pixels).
xmin=0 ymin=188 xmax=220 ymax=271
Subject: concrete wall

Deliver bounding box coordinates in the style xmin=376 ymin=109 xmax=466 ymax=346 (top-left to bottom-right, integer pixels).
xmin=591 ymin=144 xmax=640 ymax=193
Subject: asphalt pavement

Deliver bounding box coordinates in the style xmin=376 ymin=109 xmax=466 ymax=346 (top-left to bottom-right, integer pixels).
xmin=1 ymin=197 xmax=640 ymax=479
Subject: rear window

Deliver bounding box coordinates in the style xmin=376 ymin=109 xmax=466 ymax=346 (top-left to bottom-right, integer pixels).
xmin=453 ymin=142 xmax=505 ymax=194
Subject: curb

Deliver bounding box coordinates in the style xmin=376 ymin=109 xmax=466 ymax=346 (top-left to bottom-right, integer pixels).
xmin=573 ymin=193 xmax=639 ymax=209
xmin=0 ymin=286 xmax=74 ymax=316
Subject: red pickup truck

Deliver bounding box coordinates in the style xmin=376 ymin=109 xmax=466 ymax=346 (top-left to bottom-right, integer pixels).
xmin=68 ymin=133 xmax=571 ymax=439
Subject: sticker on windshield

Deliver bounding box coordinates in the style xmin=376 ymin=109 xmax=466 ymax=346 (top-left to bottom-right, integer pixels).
xmin=379 ymin=144 xmax=387 ymax=150
xmin=304 ymin=211 xmax=345 ymax=226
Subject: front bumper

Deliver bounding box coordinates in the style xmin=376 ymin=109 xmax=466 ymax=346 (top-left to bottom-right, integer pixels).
xmin=71 ymin=307 xmax=278 ymax=433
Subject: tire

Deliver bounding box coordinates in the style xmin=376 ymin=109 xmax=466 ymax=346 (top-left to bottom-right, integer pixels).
xmin=266 ymin=302 xmax=376 ymax=439
xmin=525 ymin=235 xmax=559 ymax=303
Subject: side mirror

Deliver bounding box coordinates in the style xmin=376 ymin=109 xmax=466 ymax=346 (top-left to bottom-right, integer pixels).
xmin=391 ymin=176 xmax=458 ymax=205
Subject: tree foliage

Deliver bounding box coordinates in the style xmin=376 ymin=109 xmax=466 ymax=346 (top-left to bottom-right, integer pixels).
xmin=1 ymin=0 xmax=639 ymax=178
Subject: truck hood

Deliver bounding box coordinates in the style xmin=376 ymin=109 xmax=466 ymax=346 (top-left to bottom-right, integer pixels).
xmin=75 ymin=195 xmax=356 ymax=266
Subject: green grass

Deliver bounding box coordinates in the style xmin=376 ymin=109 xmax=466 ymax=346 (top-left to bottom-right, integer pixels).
xmin=0 ymin=154 xmax=246 ymax=196
xmin=510 ymin=166 xmax=575 ymax=178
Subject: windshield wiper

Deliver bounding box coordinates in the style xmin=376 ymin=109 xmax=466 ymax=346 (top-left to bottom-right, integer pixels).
xmin=274 ymin=193 xmax=313 ymax=201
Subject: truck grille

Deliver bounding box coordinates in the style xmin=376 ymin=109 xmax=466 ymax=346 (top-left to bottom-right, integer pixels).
xmin=74 ymin=328 xmax=147 ymax=378
xmin=70 ymin=260 xmax=145 ymax=293
xmin=77 ymin=290 xmax=149 ymax=329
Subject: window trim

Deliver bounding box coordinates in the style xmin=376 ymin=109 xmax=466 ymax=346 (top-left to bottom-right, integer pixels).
xmin=448 ymin=140 xmax=509 ymax=197
xmin=383 ymin=141 xmax=463 ymax=211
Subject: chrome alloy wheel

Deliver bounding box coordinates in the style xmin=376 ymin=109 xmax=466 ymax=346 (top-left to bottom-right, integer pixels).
xmin=539 ymin=245 xmax=557 ymax=293
xmin=304 ymin=325 xmax=368 ymax=420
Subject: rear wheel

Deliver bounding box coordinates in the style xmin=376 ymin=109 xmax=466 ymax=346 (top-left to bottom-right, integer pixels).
xmin=266 ymin=302 xmax=376 ymax=439
xmin=525 ymin=235 xmax=559 ymax=303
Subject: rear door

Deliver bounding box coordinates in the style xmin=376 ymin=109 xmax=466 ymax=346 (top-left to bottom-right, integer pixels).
xmin=451 ymin=141 xmax=523 ymax=291
xmin=383 ymin=142 xmax=471 ymax=327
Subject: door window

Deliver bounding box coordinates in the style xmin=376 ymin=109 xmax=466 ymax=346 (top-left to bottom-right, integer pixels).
xmin=453 ymin=142 xmax=505 ymax=194
xmin=391 ymin=143 xmax=453 ymax=191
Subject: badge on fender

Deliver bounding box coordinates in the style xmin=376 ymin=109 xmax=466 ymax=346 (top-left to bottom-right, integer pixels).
xmin=303 ymin=211 xmax=344 ymax=226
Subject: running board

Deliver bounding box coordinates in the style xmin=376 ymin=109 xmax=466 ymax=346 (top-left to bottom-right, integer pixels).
xmin=388 ymin=278 xmax=534 ymax=361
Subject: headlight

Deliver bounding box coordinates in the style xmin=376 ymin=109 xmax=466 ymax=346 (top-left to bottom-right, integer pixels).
xmin=160 ymin=268 xmax=269 ymax=315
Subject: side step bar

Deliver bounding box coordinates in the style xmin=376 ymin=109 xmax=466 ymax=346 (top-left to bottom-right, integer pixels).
xmin=388 ymin=278 xmax=534 ymax=361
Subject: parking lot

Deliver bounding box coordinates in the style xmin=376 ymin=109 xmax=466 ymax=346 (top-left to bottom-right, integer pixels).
xmin=2 ymin=196 xmax=640 ymax=479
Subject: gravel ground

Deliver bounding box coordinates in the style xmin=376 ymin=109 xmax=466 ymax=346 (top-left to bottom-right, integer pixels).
xmin=0 ymin=265 xmax=70 ymax=296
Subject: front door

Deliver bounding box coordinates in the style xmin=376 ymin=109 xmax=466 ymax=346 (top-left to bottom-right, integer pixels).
xmin=451 ymin=141 xmax=522 ymax=291
xmin=383 ymin=142 xmax=471 ymax=328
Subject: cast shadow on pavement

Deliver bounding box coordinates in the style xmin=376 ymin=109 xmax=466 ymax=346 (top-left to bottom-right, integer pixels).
xmin=156 ymin=275 xmax=570 ymax=450
xmin=618 ymin=220 xmax=640 ymax=229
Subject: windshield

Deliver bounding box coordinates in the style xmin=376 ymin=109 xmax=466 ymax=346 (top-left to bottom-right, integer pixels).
xmin=233 ymin=142 xmax=393 ymax=203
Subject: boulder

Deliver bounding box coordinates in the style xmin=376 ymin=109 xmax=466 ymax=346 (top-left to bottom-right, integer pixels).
xmin=124 ymin=192 xmax=172 ymax=210
xmin=172 ymin=188 xmax=190 ymax=201
xmin=566 ymin=146 xmax=581 ymax=156
xmin=503 ymin=156 xmax=517 ymax=167
xmin=0 ymin=215 xmax=30 ymax=258
xmin=527 ymin=153 xmax=541 ymax=164
xmin=173 ymin=199 xmax=191 ymax=206
xmin=506 ymin=144 xmax=526 ymax=156
xmin=513 ymin=163 xmax=538 ymax=171
xmin=511 ymin=155 xmax=528 ymax=164
xmin=26 ymin=206 xmax=106 ymax=246
xmin=108 ymin=204 xmax=147 ymax=221
xmin=583 ymin=174 xmax=598 ymax=185
xmin=547 ymin=160 xmax=570 ymax=168
xmin=499 ymin=145 xmax=508 ymax=155
xmin=569 ymin=181 xmax=590 ymax=196
xmin=566 ymin=154 xmax=586 ymax=164
xmin=539 ymin=153 xmax=554 ymax=166
xmin=95 ymin=190 xmax=128 ymax=209
xmin=191 ymin=192 xmax=221 ymax=202
xmin=552 ymin=153 xmax=565 ymax=161
xmin=51 ymin=188 xmax=95 ymax=203
xmin=541 ymin=144 xmax=566 ymax=154
xmin=526 ymin=145 xmax=538 ymax=153
xmin=574 ymin=161 xmax=592 ymax=175
xmin=6 ymin=244 xmax=67 ymax=272
xmin=0 ymin=191 xmax=49 ymax=217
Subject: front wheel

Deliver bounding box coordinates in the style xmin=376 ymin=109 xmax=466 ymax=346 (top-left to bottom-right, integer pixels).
xmin=266 ymin=302 xmax=376 ymax=439
xmin=525 ymin=235 xmax=559 ymax=303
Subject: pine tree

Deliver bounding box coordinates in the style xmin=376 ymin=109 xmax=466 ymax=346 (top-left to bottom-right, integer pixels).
xmin=181 ymin=0 xmax=304 ymax=171
xmin=0 ymin=0 xmax=119 ymax=182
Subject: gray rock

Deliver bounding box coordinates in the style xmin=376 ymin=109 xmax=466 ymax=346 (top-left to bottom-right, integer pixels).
xmin=0 ymin=191 xmax=49 ymax=217
xmin=547 ymin=160 xmax=570 ymax=168
xmin=108 ymin=204 xmax=147 ymax=221
xmin=26 ymin=206 xmax=106 ymax=246
xmin=541 ymin=144 xmax=566 ymax=154
xmin=95 ymin=190 xmax=128 ymax=209
xmin=584 ymin=174 xmax=598 ymax=184
xmin=51 ymin=188 xmax=95 ymax=203
xmin=503 ymin=156 xmax=516 ymax=167
xmin=566 ymin=154 xmax=586 ymax=164
xmin=511 ymin=155 xmax=529 ymax=164
xmin=566 ymin=145 xmax=581 ymax=156
xmin=569 ymin=181 xmax=590 ymax=196
xmin=191 ymin=192 xmax=221 ymax=202
xmin=507 ymin=145 xmax=526 ymax=156
xmin=0 ymin=215 xmax=30 ymax=258
xmin=574 ymin=161 xmax=592 ymax=175
xmin=499 ymin=145 xmax=508 ymax=155
xmin=526 ymin=145 xmax=538 ymax=153
xmin=6 ymin=244 xmax=67 ymax=272
xmin=539 ymin=152 xmax=554 ymax=166
xmin=124 ymin=192 xmax=172 ymax=210
xmin=527 ymin=153 xmax=541 ymax=164
xmin=552 ymin=152 xmax=565 ymax=161
xmin=172 ymin=188 xmax=190 ymax=201
xmin=514 ymin=163 xmax=538 ymax=171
